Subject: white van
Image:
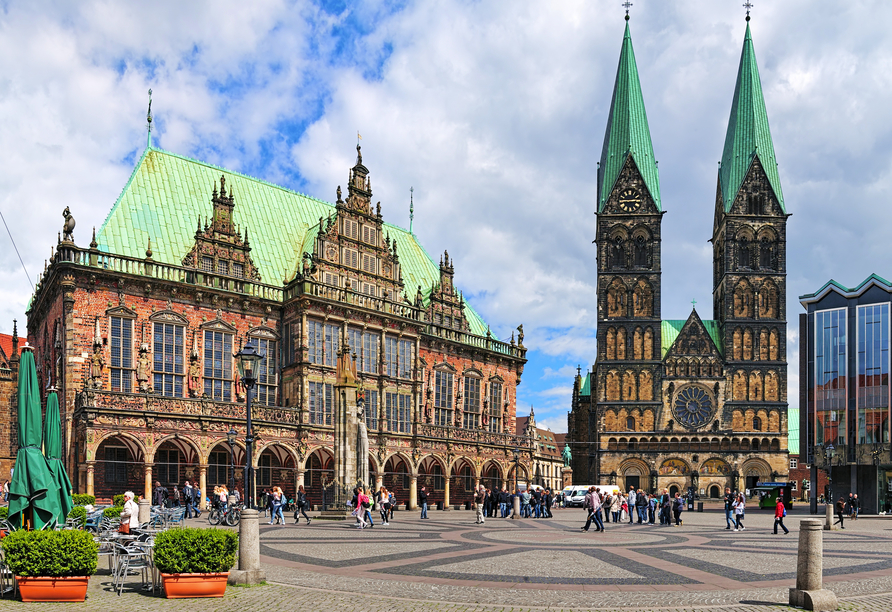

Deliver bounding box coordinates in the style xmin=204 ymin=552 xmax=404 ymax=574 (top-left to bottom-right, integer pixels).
xmin=562 ymin=484 xmax=622 ymax=507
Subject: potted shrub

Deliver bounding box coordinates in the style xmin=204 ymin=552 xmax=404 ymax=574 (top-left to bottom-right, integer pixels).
xmin=153 ymin=528 xmax=237 ymax=598
xmin=67 ymin=506 xmax=87 ymax=528
xmin=2 ymin=530 xmax=97 ymax=601
xmin=71 ymin=494 xmax=95 ymax=506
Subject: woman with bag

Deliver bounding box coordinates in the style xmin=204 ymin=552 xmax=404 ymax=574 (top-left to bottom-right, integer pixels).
xmin=294 ymin=485 xmax=311 ymax=525
xmin=120 ymin=491 xmax=139 ymax=534
xmin=377 ymin=487 xmax=391 ymax=526
xmin=732 ymin=493 xmax=746 ymax=531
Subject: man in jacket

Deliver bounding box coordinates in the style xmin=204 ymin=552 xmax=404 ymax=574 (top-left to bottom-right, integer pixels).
xmin=773 ymin=496 xmax=789 ymax=534
xmin=627 ymin=486 xmax=637 ymax=523
xmin=183 ymin=481 xmax=194 ymax=518
xmin=474 ymin=485 xmax=486 ymax=524
xmin=419 ymin=486 xmax=429 ymax=519
xmin=834 ymin=497 xmax=846 ymax=529
xmin=153 ymin=481 xmax=168 ymax=507
xmin=723 ymin=487 xmax=735 ymax=529
xmin=499 ymin=488 xmax=509 ymax=518
xmin=636 ymin=489 xmax=648 ymax=523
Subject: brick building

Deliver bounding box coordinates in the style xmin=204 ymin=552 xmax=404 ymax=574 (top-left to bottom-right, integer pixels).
xmin=517 ymin=408 xmax=565 ymax=492
xmin=0 ymin=325 xmax=24 ymax=481
xmin=567 ymin=19 xmax=789 ymax=497
xmin=26 ymin=143 xmax=529 ymax=506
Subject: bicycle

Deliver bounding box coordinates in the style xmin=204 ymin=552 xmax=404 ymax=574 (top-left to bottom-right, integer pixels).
xmin=208 ymin=504 xmax=241 ymax=527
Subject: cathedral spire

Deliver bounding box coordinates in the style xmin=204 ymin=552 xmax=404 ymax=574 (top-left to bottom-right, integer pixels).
xmin=719 ymin=22 xmax=785 ymax=213
xmin=597 ymin=20 xmax=661 ymax=213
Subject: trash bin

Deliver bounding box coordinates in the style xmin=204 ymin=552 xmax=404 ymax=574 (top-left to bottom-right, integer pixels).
xmin=697 ymin=502 xmax=703 ymax=512
xmin=436 ymin=501 xmax=443 ymax=511
xmin=687 ymin=499 xmax=694 ymax=511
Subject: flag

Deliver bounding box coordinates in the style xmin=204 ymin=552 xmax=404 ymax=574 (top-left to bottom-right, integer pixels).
xmin=357 ymin=131 xmax=362 ymax=140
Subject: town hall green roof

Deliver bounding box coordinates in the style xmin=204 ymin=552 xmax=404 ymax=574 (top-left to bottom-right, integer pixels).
xmin=719 ymin=23 xmax=785 ymax=213
xmin=597 ymin=22 xmax=661 ymax=213
xmin=96 ymin=146 xmax=489 ymax=335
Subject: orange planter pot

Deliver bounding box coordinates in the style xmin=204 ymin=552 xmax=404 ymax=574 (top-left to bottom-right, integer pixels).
xmin=161 ymin=572 xmax=229 ymax=598
xmin=16 ymin=576 xmax=90 ymax=602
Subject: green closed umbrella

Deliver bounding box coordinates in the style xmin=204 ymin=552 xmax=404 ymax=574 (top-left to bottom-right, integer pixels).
xmin=8 ymin=349 xmax=58 ymax=529
xmin=43 ymin=390 xmax=73 ymax=524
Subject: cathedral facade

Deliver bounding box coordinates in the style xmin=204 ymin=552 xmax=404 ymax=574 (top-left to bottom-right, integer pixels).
xmin=567 ymin=18 xmax=789 ymax=497
xmin=26 ymin=143 xmax=529 ymax=507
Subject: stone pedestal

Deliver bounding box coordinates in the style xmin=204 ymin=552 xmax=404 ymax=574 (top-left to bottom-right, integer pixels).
xmin=824 ymin=503 xmax=833 ymax=530
xmin=138 ymin=499 xmax=151 ymax=525
xmin=228 ymin=509 xmax=266 ymax=585
xmin=561 ymin=467 xmax=573 ymax=488
xmin=512 ymin=494 xmax=521 ymax=519
xmin=789 ymin=518 xmax=838 ymax=611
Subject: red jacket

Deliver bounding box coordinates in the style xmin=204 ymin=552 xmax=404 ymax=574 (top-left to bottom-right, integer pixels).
xmin=775 ymin=500 xmax=785 ymax=518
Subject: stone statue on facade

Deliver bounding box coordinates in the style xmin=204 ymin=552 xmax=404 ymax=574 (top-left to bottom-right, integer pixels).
xmin=88 ymin=320 xmax=104 ymax=389
xmin=562 ymin=444 xmax=572 ymax=467
xmin=62 ymin=206 xmax=76 ymax=242
xmin=187 ymin=352 xmax=201 ymax=398
xmin=136 ymin=343 xmax=151 ymax=392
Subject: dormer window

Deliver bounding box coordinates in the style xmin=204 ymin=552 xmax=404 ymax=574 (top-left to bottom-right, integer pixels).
xmin=217 ymin=261 xmax=228 ymax=275
xmin=363 ymin=225 xmax=377 ymax=245
xmin=343 ymin=219 xmax=359 ymax=239
xmin=201 ymin=257 xmax=214 ymax=272
xmin=232 ymin=263 xmax=244 ymax=279
xmin=344 ymin=248 xmax=359 ymax=268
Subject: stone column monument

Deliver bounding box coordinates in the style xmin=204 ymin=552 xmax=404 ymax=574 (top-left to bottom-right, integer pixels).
xmin=322 ymin=344 xmax=360 ymax=519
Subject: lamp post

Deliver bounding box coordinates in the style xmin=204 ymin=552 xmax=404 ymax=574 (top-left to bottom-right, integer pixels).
xmin=512 ymin=446 xmax=521 ymax=519
xmin=235 ymin=340 xmax=264 ymax=510
xmin=227 ymin=428 xmax=237 ymax=495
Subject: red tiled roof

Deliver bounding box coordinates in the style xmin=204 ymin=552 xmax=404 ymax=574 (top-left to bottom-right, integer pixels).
xmin=0 ymin=333 xmax=24 ymax=367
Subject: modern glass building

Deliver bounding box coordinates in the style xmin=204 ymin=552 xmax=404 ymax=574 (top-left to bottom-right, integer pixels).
xmin=800 ymin=274 xmax=892 ymax=513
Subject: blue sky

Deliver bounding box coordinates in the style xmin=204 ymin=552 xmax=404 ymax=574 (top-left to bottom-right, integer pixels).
xmin=3 ymin=1 xmax=892 ymax=436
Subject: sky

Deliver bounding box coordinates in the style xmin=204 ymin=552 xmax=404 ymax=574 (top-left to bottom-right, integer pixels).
xmin=1 ymin=1 xmax=892 ymax=437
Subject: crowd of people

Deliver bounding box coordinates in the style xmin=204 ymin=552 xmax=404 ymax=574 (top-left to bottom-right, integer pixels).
xmin=579 ymin=486 xmax=690 ymax=531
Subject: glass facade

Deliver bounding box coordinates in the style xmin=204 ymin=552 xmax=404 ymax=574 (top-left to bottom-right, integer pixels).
xmin=857 ymin=304 xmax=890 ymax=444
xmin=815 ymin=308 xmax=846 ymax=446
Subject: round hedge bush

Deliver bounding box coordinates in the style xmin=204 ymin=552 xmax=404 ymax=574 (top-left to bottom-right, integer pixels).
xmin=2 ymin=530 xmax=97 ymax=577
xmin=153 ymin=528 xmax=238 ymax=574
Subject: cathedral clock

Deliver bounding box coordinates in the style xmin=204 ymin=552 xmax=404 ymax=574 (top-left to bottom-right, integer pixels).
xmin=618 ymin=188 xmax=642 ymax=212
xmin=672 ymin=386 xmax=715 ymax=429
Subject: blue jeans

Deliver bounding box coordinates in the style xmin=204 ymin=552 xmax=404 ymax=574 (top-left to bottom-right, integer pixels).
xmin=593 ymin=509 xmax=605 ymax=530
xmin=500 ymin=502 xmax=507 ymax=517
xmin=725 ymin=509 xmax=734 ymax=528
xmin=637 ymin=506 xmax=646 ymax=523
xmin=420 ymin=502 xmax=428 ymax=519
xmin=275 ymin=505 xmax=285 ymax=524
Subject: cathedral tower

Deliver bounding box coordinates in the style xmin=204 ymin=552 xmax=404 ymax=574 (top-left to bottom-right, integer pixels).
xmin=712 ymin=21 xmax=789 ymax=484
xmin=591 ymin=18 xmax=663 ymax=484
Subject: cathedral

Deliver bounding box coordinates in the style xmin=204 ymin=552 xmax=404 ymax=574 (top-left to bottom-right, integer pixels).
xmin=567 ymin=15 xmax=790 ymax=497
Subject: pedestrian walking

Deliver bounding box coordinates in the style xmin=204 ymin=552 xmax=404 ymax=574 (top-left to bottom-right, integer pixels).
xmin=294 ymin=485 xmax=311 ymax=525
xmin=773 ymin=496 xmax=789 ymax=534
xmin=153 ymin=480 xmax=168 ymax=507
xmin=636 ymin=490 xmax=648 ymax=523
xmin=474 ymin=485 xmax=486 ymax=524
xmin=183 ymin=481 xmax=194 ymax=518
xmin=377 ymin=486 xmax=391 ymax=525
xmin=732 ymin=493 xmax=746 ymax=531
xmin=833 ymin=496 xmax=846 ymax=529
xmin=499 ymin=488 xmax=509 ymax=518
xmin=172 ymin=485 xmax=182 ymax=507
xmin=852 ymin=494 xmax=860 ymax=520
xmin=192 ymin=483 xmax=202 ymax=518
xmin=419 ymin=486 xmax=429 ymax=519
xmin=627 ymin=487 xmax=637 ymax=523
xmin=544 ymin=489 xmax=553 ymax=518
xmin=611 ymin=492 xmax=621 ymax=523
xmin=672 ymin=492 xmax=684 ymax=526
xmin=723 ymin=487 xmax=735 ymax=530
xmin=580 ymin=486 xmax=604 ymax=532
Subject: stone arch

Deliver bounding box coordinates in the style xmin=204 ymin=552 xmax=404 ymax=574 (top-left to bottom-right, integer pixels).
xmin=606 ymin=371 xmax=621 ymax=401
xmin=617 ymin=327 xmax=627 ymax=360
xmin=743 ymin=328 xmax=754 ymax=360
xmin=607 ymin=437 xmax=618 ymax=451
xmin=619 ymin=457 xmax=650 ymax=485
xmin=305 ymin=447 xmax=334 ymax=496
xmin=633 ymin=327 xmax=644 ymax=359
xmin=622 ymin=370 xmax=637 ymax=401
xmin=633 ymin=279 xmax=653 ymax=318
xmin=383 ymin=453 xmax=413 ymax=496
xmin=256 ymin=442 xmax=298 ymax=498
xmin=741 ymin=438 xmax=751 ymax=451
xmin=734 ymin=279 xmax=755 ymax=318
xmin=741 ymin=457 xmax=772 ymax=481
xmin=733 ymin=371 xmax=747 ymax=400
xmin=606 ymin=328 xmax=617 ymax=360
xmin=480 ymin=459 xmax=504 ymax=484
xmin=202 ymin=437 xmax=247 ymax=465
xmin=93 ymin=433 xmax=147 ymax=502
xmin=254 ymin=441 xmax=299 ymax=469
xmin=90 ymin=431 xmax=147 ymax=463
xmin=644 ymin=327 xmax=654 ymax=360
xmin=205 ymin=440 xmax=247 ymax=490
xmin=749 ymin=371 xmax=763 ymax=401
xmin=771 ymin=438 xmax=781 ymax=451
xmin=418 ymin=455 xmax=447 ymax=492
xmin=151 ymin=435 xmax=201 ymax=465
xmin=720 ymin=438 xmax=730 ymax=451
xmin=607 ymin=278 xmax=627 ymax=318
xmin=765 ymin=370 xmax=779 ymax=401
xmin=659 ymin=457 xmax=689 ymax=476
xmin=708 ymin=484 xmax=722 ymax=498
xmin=760 ymin=279 xmax=779 ymax=318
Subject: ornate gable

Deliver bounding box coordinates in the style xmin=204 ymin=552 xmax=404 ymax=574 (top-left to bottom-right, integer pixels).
xmin=181 ymin=175 xmax=261 ymax=281
xmin=424 ymin=250 xmax=469 ymax=332
xmin=665 ymin=310 xmax=721 ymax=359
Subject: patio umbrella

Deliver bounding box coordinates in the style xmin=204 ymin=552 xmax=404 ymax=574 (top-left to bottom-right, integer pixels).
xmin=43 ymin=390 xmax=73 ymax=524
xmin=8 ymin=348 xmax=58 ymax=529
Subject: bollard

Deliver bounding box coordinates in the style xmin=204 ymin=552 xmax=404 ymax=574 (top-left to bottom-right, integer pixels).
xmin=512 ymin=495 xmax=521 ymax=519
xmin=138 ymin=499 xmax=151 ymax=525
xmin=227 ymin=509 xmax=266 ymax=585
xmin=824 ymin=503 xmax=833 ymax=530
xmin=789 ymin=518 xmax=837 ymax=611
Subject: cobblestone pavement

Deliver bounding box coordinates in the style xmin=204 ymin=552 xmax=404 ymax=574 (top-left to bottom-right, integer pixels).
xmin=0 ymin=508 xmax=888 ymax=610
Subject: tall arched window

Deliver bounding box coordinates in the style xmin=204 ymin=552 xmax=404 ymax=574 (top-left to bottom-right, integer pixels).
xmin=633 ymin=235 xmax=648 ymax=267
xmin=752 ymin=416 xmax=762 ymax=431
xmin=626 ymin=416 xmax=636 ymax=431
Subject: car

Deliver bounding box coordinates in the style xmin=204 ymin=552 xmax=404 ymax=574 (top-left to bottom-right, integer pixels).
xmin=562 ymin=485 xmax=592 ymax=507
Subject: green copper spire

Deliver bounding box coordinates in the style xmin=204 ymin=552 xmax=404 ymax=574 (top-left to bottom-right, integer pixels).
xmin=719 ymin=23 xmax=785 ymax=213
xmin=597 ymin=21 xmax=661 ymax=213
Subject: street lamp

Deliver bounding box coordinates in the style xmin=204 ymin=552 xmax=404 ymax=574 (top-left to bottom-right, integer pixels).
xmin=227 ymin=428 xmax=237 ymax=495
xmin=512 ymin=446 xmax=521 ymax=519
xmin=235 ymin=340 xmax=264 ymax=510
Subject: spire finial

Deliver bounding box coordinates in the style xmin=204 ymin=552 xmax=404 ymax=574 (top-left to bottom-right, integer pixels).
xmin=691 ymin=298 xmax=697 ymax=310
xmin=743 ymin=0 xmax=752 ymax=21
xmin=409 ymin=186 xmax=414 ymax=234
xmin=146 ymin=88 xmax=153 ymax=148
xmin=623 ymin=0 xmax=632 ymax=20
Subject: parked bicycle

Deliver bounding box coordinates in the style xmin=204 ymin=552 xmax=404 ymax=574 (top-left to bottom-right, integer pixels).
xmin=208 ymin=502 xmax=241 ymax=527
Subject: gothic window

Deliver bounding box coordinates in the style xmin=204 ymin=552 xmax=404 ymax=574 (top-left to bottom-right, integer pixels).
xmin=639 ymin=370 xmax=653 ymax=400
xmin=752 ymin=416 xmax=762 ymax=431
xmin=633 ymin=327 xmax=643 ymax=359
xmin=749 ymin=371 xmax=763 ymax=401
xmin=739 ymin=237 xmax=752 ymax=269
xmin=760 ymin=281 xmax=778 ymax=319
xmin=606 ymin=371 xmax=620 ymax=401
xmin=463 ymin=374 xmax=481 ymax=429
xmin=386 ymin=392 xmax=412 ymax=433
xmin=252 ymin=337 xmax=278 ymax=407
xmin=434 ymin=370 xmax=454 ymax=427
xmin=488 ymin=381 xmax=503 ymax=433
xmin=644 ymin=327 xmax=654 ymax=360
xmin=617 ymin=327 xmax=627 ymax=360
xmin=633 ymin=280 xmax=653 ymax=317
xmin=607 ymin=279 xmax=627 ymax=318
xmin=760 ymin=238 xmax=775 ymax=270
xmin=606 ymin=328 xmax=617 ymax=360
xmin=203 ymin=330 xmax=233 ymax=402
xmin=309 ymin=381 xmax=333 ymax=425
xmin=610 ymin=236 xmax=626 ymax=269
xmin=627 ymin=416 xmax=636 ymax=431
xmin=633 ymin=235 xmax=648 ymax=267
xmin=622 ymin=370 xmax=636 ymax=401
xmin=153 ymin=322 xmax=184 ymax=398
xmin=110 ymin=316 xmax=133 ymax=393
xmin=733 ymin=280 xmax=754 ymax=318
